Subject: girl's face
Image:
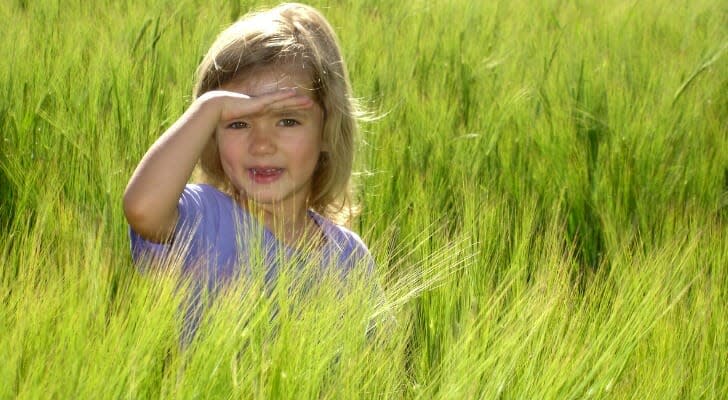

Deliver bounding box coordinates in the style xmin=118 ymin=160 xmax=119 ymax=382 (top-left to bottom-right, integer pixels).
xmin=216 ymin=66 xmax=325 ymax=215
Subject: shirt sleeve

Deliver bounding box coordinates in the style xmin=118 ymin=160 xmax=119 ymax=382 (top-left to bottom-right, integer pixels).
xmin=340 ymin=228 xmax=377 ymax=275
xmin=128 ymin=184 xmax=210 ymax=272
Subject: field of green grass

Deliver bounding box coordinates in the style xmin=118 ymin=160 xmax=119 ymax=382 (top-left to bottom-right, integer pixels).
xmin=1 ymin=0 xmax=726 ymax=398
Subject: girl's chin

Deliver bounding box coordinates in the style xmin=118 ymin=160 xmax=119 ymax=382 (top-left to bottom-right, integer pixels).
xmin=232 ymin=183 xmax=312 ymax=208
xmin=239 ymin=190 xmax=286 ymax=205
xmin=247 ymin=196 xmax=280 ymax=205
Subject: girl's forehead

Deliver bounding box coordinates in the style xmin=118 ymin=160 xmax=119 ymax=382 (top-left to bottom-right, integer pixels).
xmin=223 ymin=66 xmax=316 ymax=98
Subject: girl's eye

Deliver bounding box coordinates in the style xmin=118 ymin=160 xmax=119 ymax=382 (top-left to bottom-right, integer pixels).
xmin=228 ymin=121 xmax=248 ymax=129
xmin=278 ymin=119 xmax=300 ymax=127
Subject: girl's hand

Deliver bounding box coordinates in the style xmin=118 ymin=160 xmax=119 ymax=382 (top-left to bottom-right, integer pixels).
xmin=198 ymin=88 xmax=313 ymax=125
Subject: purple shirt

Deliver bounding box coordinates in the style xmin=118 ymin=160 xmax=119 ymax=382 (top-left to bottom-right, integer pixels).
xmin=130 ymin=184 xmax=374 ymax=289
xmin=129 ymin=184 xmax=377 ymax=343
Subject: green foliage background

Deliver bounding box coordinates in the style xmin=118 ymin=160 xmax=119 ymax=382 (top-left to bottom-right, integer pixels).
xmin=1 ymin=0 xmax=726 ymax=398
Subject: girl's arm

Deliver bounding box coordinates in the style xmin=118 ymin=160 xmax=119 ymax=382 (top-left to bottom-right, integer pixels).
xmin=123 ymin=89 xmax=309 ymax=243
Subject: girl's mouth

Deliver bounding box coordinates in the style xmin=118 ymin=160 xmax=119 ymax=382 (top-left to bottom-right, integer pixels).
xmin=248 ymin=167 xmax=284 ymax=184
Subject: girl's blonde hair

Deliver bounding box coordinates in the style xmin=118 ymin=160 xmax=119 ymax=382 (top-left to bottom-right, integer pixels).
xmin=193 ymin=3 xmax=360 ymax=224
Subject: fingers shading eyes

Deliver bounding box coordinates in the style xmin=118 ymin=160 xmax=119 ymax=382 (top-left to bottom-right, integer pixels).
xmin=266 ymin=95 xmax=313 ymax=111
xmin=221 ymin=89 xmax=315 ymax=124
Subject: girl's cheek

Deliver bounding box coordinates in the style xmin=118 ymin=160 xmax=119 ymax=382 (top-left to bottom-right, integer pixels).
xmin=217 ymin=135 xmax=235 ymax=152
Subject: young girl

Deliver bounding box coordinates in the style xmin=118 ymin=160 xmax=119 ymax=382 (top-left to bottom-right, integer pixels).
xmin=123 ymin=3 xmax=374 ymax=298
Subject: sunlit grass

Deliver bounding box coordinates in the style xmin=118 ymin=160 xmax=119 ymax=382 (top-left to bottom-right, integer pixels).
xmin=1 ymin=0 xmax=726 ymax=398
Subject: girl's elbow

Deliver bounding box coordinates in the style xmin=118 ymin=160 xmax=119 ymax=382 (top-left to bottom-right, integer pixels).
xmin=122 ymin=188 xmax=177 ymax=243
xmin=122 ymin=189 xmax=145 ymax=224
xmin=122 ymin=197 xmax=150 ymax=239
xmin=123 ymin=193 xmax=160 ymax=237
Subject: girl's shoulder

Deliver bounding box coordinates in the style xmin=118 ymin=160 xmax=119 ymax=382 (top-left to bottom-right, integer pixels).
xmin=310 ymin=211 xmax=373 ymax=268
xmin=129 ymin=184 xmax=233 ymax=260
xmin=181 ymin=183 xmax=229 ymax=202
xmin=310 ymin=212 xmax=364 ymax=246
xmin=176 ymin=183 xmax=239 ymax=217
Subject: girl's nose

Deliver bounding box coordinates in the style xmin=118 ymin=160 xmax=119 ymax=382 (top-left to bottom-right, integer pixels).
xmin=248 ymin=128 xmax=275 ymax=155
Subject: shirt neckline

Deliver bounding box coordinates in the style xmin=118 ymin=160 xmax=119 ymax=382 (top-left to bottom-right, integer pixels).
xmin=212 ymin=187 xmax=333 ymax=255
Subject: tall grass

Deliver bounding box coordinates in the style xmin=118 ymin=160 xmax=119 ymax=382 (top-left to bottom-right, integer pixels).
xmin=1 ymin=0 xmax=726 ymax=398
